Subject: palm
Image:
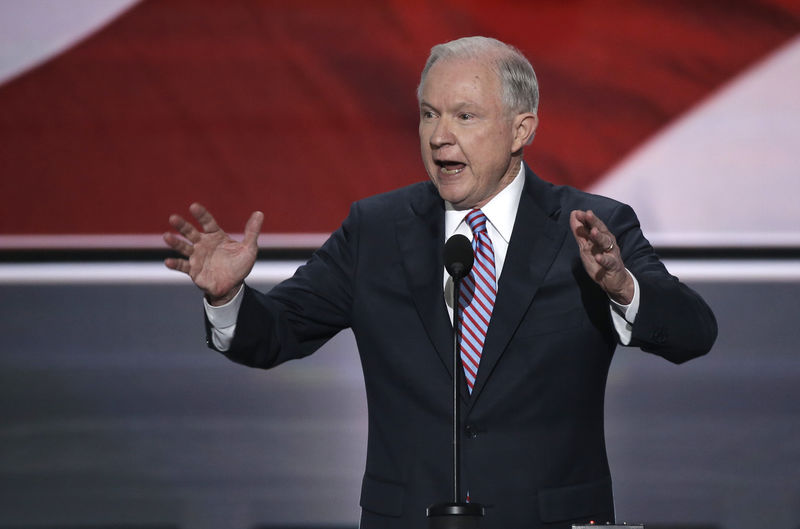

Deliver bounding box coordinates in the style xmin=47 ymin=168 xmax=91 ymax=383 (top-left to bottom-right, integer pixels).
xmin=569 ymin=209 xmax=633 ymax=304
xmin=190 ymin=231 xmax=256 ymax=297
xmin=164 ymin=203 xmax=264 ymax=302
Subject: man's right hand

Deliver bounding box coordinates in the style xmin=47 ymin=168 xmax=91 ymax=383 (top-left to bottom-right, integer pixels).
xmin=163 ymin=203 xmax=264 ymax=306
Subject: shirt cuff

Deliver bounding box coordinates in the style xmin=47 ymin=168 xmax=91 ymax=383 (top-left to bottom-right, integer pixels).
xmin=609 ymin=270 xmax=640 ymax=346
xmin=203 ymin=284 xmax=244 ymax=351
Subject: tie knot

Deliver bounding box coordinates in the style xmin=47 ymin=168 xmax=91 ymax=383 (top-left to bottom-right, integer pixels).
xmin=465 ymin=209 xmax=488 ymax=235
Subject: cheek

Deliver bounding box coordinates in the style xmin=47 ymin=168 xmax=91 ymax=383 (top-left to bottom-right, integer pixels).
xmin=418 ymin=125 xmax=429 ymax=150
xmin=419 ymin=143 xmax=432 ymax=166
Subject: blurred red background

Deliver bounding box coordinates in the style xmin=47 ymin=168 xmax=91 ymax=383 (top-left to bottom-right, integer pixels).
xmin=1 ymin=0 xmax=798 ymax=237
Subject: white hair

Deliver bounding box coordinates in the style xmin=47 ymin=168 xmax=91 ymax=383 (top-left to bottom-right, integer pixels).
xmin=417 ymin=36 xmax=540 ymax=115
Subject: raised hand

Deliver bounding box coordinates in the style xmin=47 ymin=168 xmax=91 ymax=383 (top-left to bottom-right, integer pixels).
xmin=569 ymin=209 xmax=634 ymax=305
xmin=163 ymin=203 xmax=263 ymax=305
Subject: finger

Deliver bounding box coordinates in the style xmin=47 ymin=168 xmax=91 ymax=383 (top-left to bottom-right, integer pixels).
xmin=243 ymin=211 xmax=264 ymax=248
xmin=569 ymin=210 xmax=590 ymax=241
xmin=580 ymin=211 xmax=615 ymax=252
xmin=593 ymin=250 xmax=625 ymax=273
xmin=569 ymin=210 xmax=581 ymax=233
xmin=169 ymin=213 xmax=202 ymax=243
xmin=583 ymin=210 xmax=612 ymax=234
xmin=190 ymin=202 xmax=221 ymax=234
xmin=162 ymin=232 xmax=194 ymax=257
xmin=587 ymin=226 xmax=615 ymax=252
xmin=570 ymin=209 xmax=588 ymax=228
xmin=164 ymin=257 xmax=190 ymax=274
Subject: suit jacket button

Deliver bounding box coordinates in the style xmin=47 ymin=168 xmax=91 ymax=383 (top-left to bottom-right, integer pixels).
xmin=652 ymin=329 xmax=667 ymax=344
xmin=465 ymin=425 xmax=478 ymax=439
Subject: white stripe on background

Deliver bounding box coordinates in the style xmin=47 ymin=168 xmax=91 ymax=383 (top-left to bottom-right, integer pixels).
xmin=0 ymin=261 xmax=305 ymax=285
xmin=0 ymin=233 xmax=330 ymax=249
xmin=0 ymin=260 xmax=798 ymax=285
xmin=0 ymin=0 xmax=140 ymax=85
xmin=591 ymin=36 xmax=800 ymax=246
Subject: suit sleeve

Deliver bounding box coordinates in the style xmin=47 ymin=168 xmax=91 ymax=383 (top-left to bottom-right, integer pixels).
xmin=204 ymin=203 xmax=360 ymax=369
xmin=608 ymin=202 xmax=718 ymax=363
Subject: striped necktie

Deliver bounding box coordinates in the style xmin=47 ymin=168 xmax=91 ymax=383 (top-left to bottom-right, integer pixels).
xmin=459 ymin=209 xmax=497 ymax=393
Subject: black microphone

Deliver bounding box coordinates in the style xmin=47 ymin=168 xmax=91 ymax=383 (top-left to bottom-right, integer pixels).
xmin=429 ymin=233 xmax=484 ymax=529
xmin=444 ymin=234 xmax=474 ymax=280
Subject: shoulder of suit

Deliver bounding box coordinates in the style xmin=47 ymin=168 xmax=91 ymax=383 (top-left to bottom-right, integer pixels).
xmin=556 ymin=184 xmax=626 ymax=211
xmin=529 ymin=175 xmax=632 ymax=222
xmin=351 ymin=180 xmax=439 ymax=218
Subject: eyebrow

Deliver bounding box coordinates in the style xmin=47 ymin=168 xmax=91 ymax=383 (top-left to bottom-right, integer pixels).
xmin=419 ymin=100 xmax=478 ymax=112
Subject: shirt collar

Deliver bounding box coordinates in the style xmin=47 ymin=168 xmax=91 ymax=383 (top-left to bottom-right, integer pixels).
xmin=444 ymin=163 xmax=525 ymax=244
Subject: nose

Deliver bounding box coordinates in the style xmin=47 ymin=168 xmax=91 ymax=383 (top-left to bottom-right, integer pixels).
xmin=430 ymin=116 xmax=455 ymax=149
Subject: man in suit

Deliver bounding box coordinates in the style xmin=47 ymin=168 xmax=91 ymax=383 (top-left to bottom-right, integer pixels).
xmin=164 ymin=37 xmax=716 ymax=529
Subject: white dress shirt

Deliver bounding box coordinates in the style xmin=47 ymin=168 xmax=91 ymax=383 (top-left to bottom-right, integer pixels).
xmin=206 ymin=163 xmax=640 ymax=350
xmin=441 ymin=164 xmax=638 ymax=344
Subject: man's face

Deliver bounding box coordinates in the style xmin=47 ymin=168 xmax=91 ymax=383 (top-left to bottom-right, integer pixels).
xmin=419 ymin=57 xmax=524 ymax=210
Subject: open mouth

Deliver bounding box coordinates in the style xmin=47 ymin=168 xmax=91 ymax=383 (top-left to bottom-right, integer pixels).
xmin=435 ymin=160 xmax=466 ymax=175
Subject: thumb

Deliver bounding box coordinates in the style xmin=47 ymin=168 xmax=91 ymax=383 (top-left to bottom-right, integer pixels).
xmin=594 ymin=250 xmax=624 ymax=273
xmin=243 ymin=211 xmax=264 ymax=248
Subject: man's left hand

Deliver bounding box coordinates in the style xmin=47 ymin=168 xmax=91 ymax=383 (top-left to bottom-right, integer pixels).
xmin=569 ymin=209 xmax=634 ymax=305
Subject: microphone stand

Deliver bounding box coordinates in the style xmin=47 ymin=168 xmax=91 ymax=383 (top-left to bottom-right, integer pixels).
xmin=427 ymin=271 xmax=484 ymax=529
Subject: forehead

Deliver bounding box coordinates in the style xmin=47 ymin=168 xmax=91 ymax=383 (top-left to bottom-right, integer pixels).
xmin=421 ymin=57 xmax=502 ymax=106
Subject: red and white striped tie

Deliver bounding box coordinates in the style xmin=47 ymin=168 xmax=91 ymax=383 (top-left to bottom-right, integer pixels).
xmin=459 ymin=209 xmax=497 ymax=393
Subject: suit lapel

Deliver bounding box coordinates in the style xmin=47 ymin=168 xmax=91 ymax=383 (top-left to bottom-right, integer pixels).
xmin=468 ymin=168 xmax=568 ymax=406
xmin=395 ymin=186 xmax=458 ymax=384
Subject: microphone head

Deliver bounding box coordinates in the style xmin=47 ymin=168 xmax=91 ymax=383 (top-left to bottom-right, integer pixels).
xmin=444 ymin=234 xmax=474 ymax=279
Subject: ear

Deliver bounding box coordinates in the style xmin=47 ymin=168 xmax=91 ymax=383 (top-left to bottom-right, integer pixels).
xmin=511 ymin=112 xmax=539 ymax=151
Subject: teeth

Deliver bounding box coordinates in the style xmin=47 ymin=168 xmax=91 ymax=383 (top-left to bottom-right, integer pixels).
xmin=438 ymin=163 xmax=464 ymax=175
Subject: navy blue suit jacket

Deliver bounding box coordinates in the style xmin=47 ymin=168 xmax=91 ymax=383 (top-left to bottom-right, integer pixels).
xmin=211 ymin=166 xmax=717 ymax=529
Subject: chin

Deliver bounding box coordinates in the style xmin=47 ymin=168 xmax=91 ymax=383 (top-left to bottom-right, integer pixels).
xmin=433 ymin=184 xmax=459 ymax=202
xmin=440 ymin=193 xmax=471 ymax=210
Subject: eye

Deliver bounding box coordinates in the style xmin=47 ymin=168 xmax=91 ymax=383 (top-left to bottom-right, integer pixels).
xmin=421 ymin=110 xmax=435 ymax=119
xmin=458 ymin=112 xmax=474 ymax=121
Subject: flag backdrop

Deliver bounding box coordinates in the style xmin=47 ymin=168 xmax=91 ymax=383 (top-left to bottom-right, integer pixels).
xmin=1 ymin=0 xmax=798 ymax=244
